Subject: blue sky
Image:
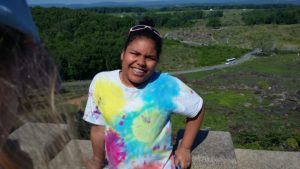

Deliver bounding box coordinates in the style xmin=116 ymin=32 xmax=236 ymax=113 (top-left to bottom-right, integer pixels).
xmin=27 ymin=0 xmax=164 ymax=4
xmin=27 ymin=0 xmax=298 ymax=5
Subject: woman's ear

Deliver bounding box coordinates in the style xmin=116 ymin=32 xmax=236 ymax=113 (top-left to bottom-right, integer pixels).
xmin=120 ymin=49 xmax=125 ymax=61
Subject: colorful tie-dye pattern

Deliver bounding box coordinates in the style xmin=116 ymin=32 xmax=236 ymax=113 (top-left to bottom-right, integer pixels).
xmin=91 ymin=107 xmax=101 ymax=120
xmin=105 ymin=128 xmax=126 ymax=168
xmin=93 ymin=79 xmax=126 ymax=123
xmin=83 ymin=70 xmax=203 ymax=169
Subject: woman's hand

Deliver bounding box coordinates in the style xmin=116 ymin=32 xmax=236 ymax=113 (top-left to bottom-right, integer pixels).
xmin=84 ymin=125 xmax=106 ymax=169
xmin=175 ymin=107 xmax=205 ymax=169
xmin=83 ymin=156 xmax=103 ymax=169
xmin=174 ymin=146 xmax=191 ymax=169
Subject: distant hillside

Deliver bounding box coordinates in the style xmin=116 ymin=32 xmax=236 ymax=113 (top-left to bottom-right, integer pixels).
xmin=30 ymin=0 xmax=300 ymax=8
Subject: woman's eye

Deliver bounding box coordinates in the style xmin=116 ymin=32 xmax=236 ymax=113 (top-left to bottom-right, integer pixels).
xmin=130 ymin=52 xmax=139 ymax=56
xmin=146 ymin=57 xmax=157 ymax=61
xmin=146 ymin=56 xmax=157 ymax=61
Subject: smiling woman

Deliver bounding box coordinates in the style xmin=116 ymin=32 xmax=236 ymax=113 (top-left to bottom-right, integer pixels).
xmin=83 ymin=18 xmax=205 ymax=169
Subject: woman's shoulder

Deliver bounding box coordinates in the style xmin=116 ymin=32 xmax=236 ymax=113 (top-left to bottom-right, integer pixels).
xmin=92 ymin=70 xmax=120 ymax=80
xmin=149 ymin=71 xmax=180 ymax=84
xmin=154 ymin=71 xmax=179 ymax=80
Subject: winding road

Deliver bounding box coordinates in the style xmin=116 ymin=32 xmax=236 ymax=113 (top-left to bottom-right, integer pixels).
xmin=63 ymin=48 xmax=261 ymax=86
xmin=169 ymin=48 xmax=262 ymax=75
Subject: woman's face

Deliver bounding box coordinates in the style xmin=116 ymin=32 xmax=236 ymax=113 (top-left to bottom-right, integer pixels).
xmin=120 ymin=37 xmax=158 ymax=87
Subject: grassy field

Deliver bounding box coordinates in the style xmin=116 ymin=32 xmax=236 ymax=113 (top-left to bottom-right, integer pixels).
xmin=158 ymin=40 xmax=249 ymax=71
xmin=163 ymin=8 xmax=300 ymax=51
xmin=171 ymin=52 xmax=300 ymax=151
xmin=166 ymin=24 xmax=300 ymax=50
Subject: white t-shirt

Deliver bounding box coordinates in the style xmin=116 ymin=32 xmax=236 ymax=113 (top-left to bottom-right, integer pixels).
xmin=83 ymin=70 xmax=203 ymax=169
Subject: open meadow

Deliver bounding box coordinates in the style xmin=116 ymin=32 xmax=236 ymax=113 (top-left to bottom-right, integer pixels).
xmin=172 ymin=52 xmax=300 ymax=151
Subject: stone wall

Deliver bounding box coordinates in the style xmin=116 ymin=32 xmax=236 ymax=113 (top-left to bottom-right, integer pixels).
xmin=7 ymin=123 xmax=300 ymax=169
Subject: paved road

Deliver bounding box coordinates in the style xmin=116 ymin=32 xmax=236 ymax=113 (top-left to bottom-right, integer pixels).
xmin=169 ymin=48 xmax=262 ymax=75
xmin=62 ymin=49 xmax=261 ymax=85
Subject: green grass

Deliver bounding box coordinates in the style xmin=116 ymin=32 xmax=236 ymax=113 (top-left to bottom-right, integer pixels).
xmin=169 ymin=24 xmax=300 ymax=50
xmin=221 ymin=9 xmax=245 ymax=26
xmin=158 ymin=39 xmax=249 ymax=71
xmin=60 ymin=80 xmax=91 ymax=99
xmin=184 ymin=52 xmax=300 ymax=91
xmin=171 ymin=52 xmax=300 ymax=151
xmin=205 ymin=90 xmax=257 ymax=108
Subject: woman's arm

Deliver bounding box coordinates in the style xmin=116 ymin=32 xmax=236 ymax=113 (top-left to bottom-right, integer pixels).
xmin=84 ymin=125 xmax=106 ymax=169
xmin=175 ymin=107 xmax=205 ymax=169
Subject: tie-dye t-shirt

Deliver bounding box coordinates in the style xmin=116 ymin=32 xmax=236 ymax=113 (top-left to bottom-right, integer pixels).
xmin=83 ymin=70 xmax=203 ymax=169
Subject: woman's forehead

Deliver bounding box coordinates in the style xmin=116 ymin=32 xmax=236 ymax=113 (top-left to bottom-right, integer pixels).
xmin=128 ymin=37 xmax=156 ymax=48
xmin=127 ymin=38 xmax=157 ymax=54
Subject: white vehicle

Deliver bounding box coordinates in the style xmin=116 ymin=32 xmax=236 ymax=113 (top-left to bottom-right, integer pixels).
xmin=225 ymin=57 xmax=236 ymax=64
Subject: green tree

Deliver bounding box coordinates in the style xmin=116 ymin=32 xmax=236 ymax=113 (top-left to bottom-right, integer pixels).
xmin=207 ymin=10 xmax=223 ymax=18
xmin=206 ymin=17 xmax=221 ymax=29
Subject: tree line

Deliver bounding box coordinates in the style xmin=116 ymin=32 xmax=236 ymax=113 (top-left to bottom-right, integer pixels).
xmin=242 ymin=8 xmax=300 ymax=25
xmin=32 ymin=7 xmax=135 ymax=80
xmin=158 ymin=4 xmax=298 ymax=11
xmin=31 ymin=7 xmax=205 ymax=80
xmin=138 ymin=10 xmax=205 ymax=28
xmin=81 ymin=7 xmax=147 ymax=13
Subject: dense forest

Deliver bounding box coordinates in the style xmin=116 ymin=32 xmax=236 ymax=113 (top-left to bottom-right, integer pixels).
xmin=84 ymin=7 xmax=147 ymax=13
xmin=31 ymin=7 xmax=205 ymax=80
xmin=32 ymin=7 xmax=134 ymax=80
xmin=157 ymin=4 xmax=298 ymax=11
xmin=31 ymin=6 xmax=300 ymax=80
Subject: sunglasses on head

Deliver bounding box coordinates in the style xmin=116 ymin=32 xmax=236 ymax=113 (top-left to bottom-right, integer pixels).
xmin=129 ymin=25 xmax=161 ymax=38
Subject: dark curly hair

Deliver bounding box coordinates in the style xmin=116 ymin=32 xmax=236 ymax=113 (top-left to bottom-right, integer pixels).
xmin=123 ymin=18 xmax=162 ymax=59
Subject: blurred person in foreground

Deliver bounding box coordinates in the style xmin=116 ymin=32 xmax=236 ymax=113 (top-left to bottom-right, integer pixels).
xmin=83 ymin=18 xmax=205 ymax=169
xmin=0 ymin=0 xmax=60 ymax=168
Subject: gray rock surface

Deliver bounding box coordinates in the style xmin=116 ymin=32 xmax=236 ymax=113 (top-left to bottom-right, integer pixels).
xmin=235 ymin=149 xmax=300 ymax=169
xmin=49 ymin=140 xmax=93 ymax=169
xmin=190 ymin=131 xmax=238 ymax=169
xmin=8 ymin=122 xmax=70 ymax=169
xmin=9 ymin=123 xmax=300 ymax=169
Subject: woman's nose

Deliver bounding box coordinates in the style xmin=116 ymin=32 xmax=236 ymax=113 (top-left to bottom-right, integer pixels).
xmin=137 ymin=56 xmax=146 ymax=66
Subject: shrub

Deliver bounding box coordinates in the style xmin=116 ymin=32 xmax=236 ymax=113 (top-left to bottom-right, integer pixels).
xmin=284 ymin=138 xmax=299 ymax=150
xmin=260 ymin=132 xmax=283 ymax=149
xmin=206 ymin=17 xmax=221 ymax=29
xmin=236 ymin=132 xmax=259 ymax=144
xmin=258 ymin=80 xmax=269 ymax=90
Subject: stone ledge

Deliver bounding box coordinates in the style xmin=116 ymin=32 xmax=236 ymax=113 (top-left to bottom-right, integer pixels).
xmin=174 ymin=130 xmax=238 ymax=169
xmin=49 ymin=139 xmax=109 ymax=169
xmin=49 ymin=139 xmax=92 ymax=169
xmin=8 ymin=122 xmax=71 ymax=169
xmin=11 ymin=124 xmax=300 ymax=169
xmin=235 ymin=149 xmax=300 ymax=169
xmin=50 ymin=130 xmax=238 ymax=169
